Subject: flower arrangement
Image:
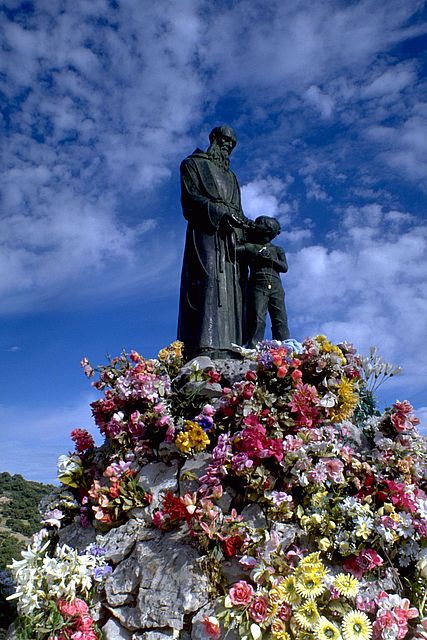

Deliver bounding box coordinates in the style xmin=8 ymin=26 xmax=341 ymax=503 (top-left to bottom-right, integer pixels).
xmin=7 ymin=533 xmax=111 ymax=639
xmin=8 ymin=335 xmax=426 ymax=639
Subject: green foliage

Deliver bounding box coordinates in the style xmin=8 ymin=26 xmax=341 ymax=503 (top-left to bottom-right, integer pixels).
xmin=0 ymin=472 xmax=55 ymax=568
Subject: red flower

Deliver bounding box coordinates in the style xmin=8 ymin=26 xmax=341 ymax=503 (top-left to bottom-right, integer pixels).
xmin=201 ymin=616 xmax=220 ymax=639
xmin=242 ymin=382 xmax=255 ymax=399
xmin=161 ymin=492 xmax=189 ymax=523
xmin=343 ymin=548 xmax=383 ymax=578
xmin=70 ymin=429 xmax=94 ymax=453
xmin=222 ymin=534 xmax=244 ymax=558
xmin=208 ymin=370 xmax=222 ymax=383
xmin=245 ymin=370 xmax=257 ymax=382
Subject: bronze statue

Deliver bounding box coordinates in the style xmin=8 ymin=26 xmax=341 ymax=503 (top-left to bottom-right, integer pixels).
xmin=177 ymin=125 xmax=251 ymax=360
xmin=239 ymin=216 xmax=290 ymax=347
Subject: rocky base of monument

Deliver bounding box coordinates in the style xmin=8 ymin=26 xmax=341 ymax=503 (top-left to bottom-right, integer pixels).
xmin=5 ymin=339 xmax=427 ymax=640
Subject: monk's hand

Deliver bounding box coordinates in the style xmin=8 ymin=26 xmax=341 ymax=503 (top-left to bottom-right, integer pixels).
xmin=222 ymin=212 xmax=245 ymax=228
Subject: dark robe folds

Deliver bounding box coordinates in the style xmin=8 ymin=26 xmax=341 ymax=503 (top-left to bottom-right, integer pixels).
xmin=177 ymin=149 xmax=246 ymax=359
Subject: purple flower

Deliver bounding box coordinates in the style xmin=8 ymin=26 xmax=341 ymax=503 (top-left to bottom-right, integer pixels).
xmin=231 ymin=452 xmax=253 ymax=472
xmin=270 ymin=491 xmax=292 ymax=506
xmin=82 ymin=543 xmax=107 ymax=557
xmin=92 ymin=565 xmax=113 ymax=582
xmin=197 ymin=415 xmax=214 ymax=431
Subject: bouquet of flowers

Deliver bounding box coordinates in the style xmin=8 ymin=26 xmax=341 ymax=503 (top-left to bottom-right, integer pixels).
xmin=7 ymin=533 xmax=111 ymax=639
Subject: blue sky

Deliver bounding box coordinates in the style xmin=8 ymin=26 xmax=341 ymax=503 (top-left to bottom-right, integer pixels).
xmin=1 ymin=0 xmax=426 ymax=483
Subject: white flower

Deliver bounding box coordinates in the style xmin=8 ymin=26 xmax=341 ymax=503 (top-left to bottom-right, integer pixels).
xmin=416 ymin=498 xmax=427 ymax=519
xmin=417 ymin=549 xmax=427 ymax=579
xmin=57 ymin=454 xmax=83 ymax=487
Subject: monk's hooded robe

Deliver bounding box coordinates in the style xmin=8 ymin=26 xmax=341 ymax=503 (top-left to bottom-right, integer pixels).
xmin=177 ymin=148 xmax=247 ymax=359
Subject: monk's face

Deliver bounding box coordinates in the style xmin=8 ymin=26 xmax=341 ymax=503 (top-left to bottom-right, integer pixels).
xmin=214 ymin=133 xmax=235 ymax=156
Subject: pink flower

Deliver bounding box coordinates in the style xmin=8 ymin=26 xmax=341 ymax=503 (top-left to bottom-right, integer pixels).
xmin=391 ymin=400 xmax=420 ymax=433
xmin=201 ymin=616 xmax=221 ymax=639
xmin=203 ymin=404 xmax=215 ymax=416
xmin=75 ymin=613 xmax=95 ymax=631
xmin=57 ymin=598 xmax=89 ymax=617
xmin=249 ymin=596 xmax=269 ymax=623
xmin=229 ymin=580 xmax=254 ymax=606
xmin=291 ymin=369 xmax=302 ymax=382
xmin=343 ymin=548 xmax=383 ymax=578
xmin=394 ymin=599 xmax=419 ymax=623
xmin=277 ymin=365 xmax=288 ymax=378
xmin=324 ymin=458 xmax=344 ymax=482
xmin=242 ymin=382 xmax=255 ymax=399
xmin=71 ymin=632 xmax=98 ymax=640
xmin=373 ymin=611 xmax=395 ymax=638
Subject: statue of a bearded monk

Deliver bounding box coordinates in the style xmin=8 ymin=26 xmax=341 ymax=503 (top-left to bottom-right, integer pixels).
xmin=177 ymin=125 xmax=251 ymax=360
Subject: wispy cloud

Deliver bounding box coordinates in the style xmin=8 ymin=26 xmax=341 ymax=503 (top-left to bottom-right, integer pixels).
xmin=285 ymin=204 xmax=427 ymax=400
xmin=1 ymin=1 xmax=202 ymax=312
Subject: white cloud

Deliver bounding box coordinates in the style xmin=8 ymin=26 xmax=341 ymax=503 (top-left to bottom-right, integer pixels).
xmin=201 ymin=0 xmax=426 ymax=93
xmin=304 ymin=86 xmax=335 ymax=119
xmin=416 ymin=406 xmax=427 ymax=436
xmin=366 ymin=109 xmax=427 ymax=189
xmin=361 ymin=63 xmax=417 ymax=99
xmin=285 ymin=204 xmax=427 ymax=400
xmin=241 ymin=177 xmax=294 ymax=221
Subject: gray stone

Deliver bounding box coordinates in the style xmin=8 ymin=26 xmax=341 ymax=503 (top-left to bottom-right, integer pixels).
xmin=58 ymin=521 xmax=96 ymax=550
xmin=158 ymin=442 xmax=182 ymax=465
xmin=220 ymin=556 xmax=248 ymax=586
xmin=133 ymin=631 xmax=179 ymax=639
xmin=179 ymin=453 xmax=211 ymax=495
xmin=102 ymin=617 xmax=132 ymax=640
xmin=210 ymin=359 xmax=256 ymax=386
xmin=106 ymin=530 xmax=209 ymax=631
xmin=179 ymin=356 xmax=215 ymax=377
xmin=240 ymin=503 xmax=267 ymax=529
xmin=138 ymin=461 xmax=179 ymax=515
xmin=98 ymin=519 xmax=157 ymax=564
xmin=5 ymin=624 xmax=19 ymax=640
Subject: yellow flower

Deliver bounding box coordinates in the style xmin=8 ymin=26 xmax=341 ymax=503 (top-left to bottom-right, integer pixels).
xmin=294 ymin=601 xmax=320 ymax=630
xmin=312 ymin=491 xmax=328 ymax=507
xmin=342 ymin=611 xmax=372 ymax=640
xmin=354 ymin=521 xmax=372 ymax=540
xmin=158 ymin=348 xmax=169 ymax=361
xmin=280 ymin=576 xmax=302 ymax=605
xmin=333 ymin=574 xmax=359 ymax=598
xmin=330 ymin=378 xmax=358 ymax=422
xmin=314 ymin=616 xmax=342 ymax=640
xmin=295 ymin=573 xmax=326 ymax=600
xmin=295 ymin=555 xmax=328 ymax=582
xmin=187 ymin=421 xmax=210 ymax=451
xmin=171 ymin=340 xmax=183 ymax=355
xmin=175 ymin=432 xmax=192 ymax=454
xmin=315 ymin=335 xmax=346 ymax=364
xmin=318 ymin=537 xmax=332 ymax=552
xmin=176 ymin=421 xmax=210 ymax=454
xmin=269 ymin=585 xmax=287 ymax=605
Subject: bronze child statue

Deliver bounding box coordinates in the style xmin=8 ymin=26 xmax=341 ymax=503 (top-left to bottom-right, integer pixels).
xmin=240 ymin=215 xmax=290 ymax=348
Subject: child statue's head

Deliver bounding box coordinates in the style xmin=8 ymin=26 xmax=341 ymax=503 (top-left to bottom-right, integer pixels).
xmin=254 ymin=216 xmax=281 ymax=243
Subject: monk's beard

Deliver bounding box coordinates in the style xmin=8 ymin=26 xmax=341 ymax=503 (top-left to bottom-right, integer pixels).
xmin=207 ymin=143 xmax=230 ymax=170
